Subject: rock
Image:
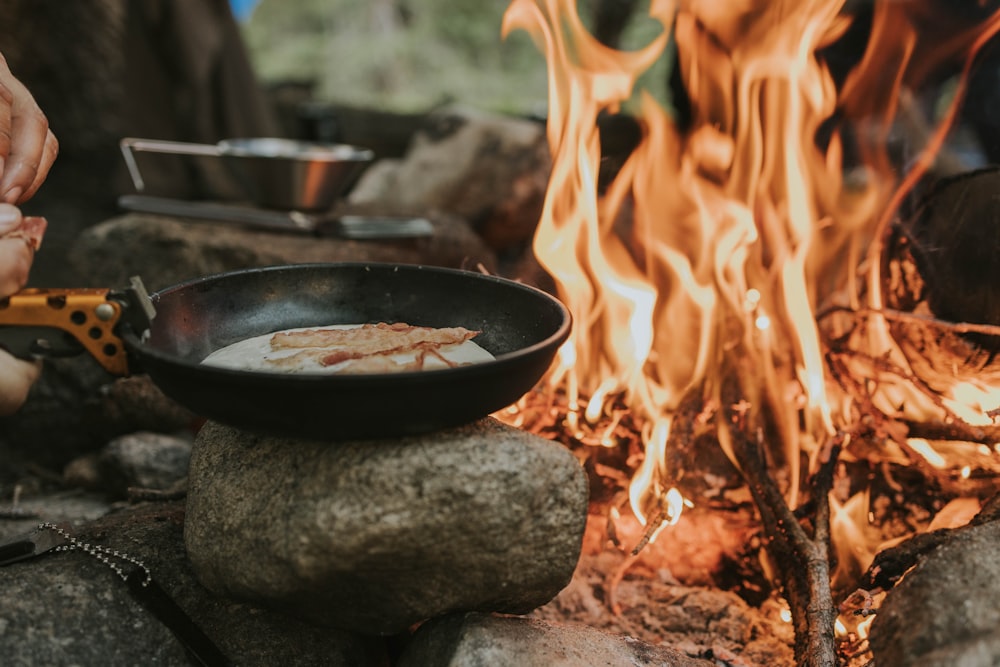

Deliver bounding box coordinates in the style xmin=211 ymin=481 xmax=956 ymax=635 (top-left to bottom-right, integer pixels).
xmin=99 ymin=432 xmax=191 ymax=492
xmin=68 ymin=431 xmax=192 ymax=497
xmin=349 ymin=104 xmax=549 ymax=256
xmin=396 ymin=611 xmax=715 ymax=667
xmin=0 ymin=361 xmax=198 ymax=471
xmin=0 ymin=490 xmax=115 ymax=541
xmin=184 ymin=418 xmax=589 ymax=634
xmin=62 ymin=452 xmax=104 ymax=489
xmin=0 ymin=356 xmax=112 ymax=469
xmin=68 ymin=211 xmax=497 ymax=292
xmin=870 ymin=520 xmax=1000 ymax=666
xmin=0 ymin=502 xmax=386 ymax=666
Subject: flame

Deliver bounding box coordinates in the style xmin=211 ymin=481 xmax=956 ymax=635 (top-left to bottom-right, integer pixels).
xmin=830 ymin=491 xmax=879 ymax=587
xmin=906 ymin=437 xmax=946 ymax=469
xmin=503 ymin=0 xmax=1000 ymax=541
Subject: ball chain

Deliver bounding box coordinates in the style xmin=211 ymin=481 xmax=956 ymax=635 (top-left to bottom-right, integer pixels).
xmin=38 ymin=522 xmax=151 ymax=587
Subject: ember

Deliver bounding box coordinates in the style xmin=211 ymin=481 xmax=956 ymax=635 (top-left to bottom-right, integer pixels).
xmin=499 ymin=1 xmax=1000 ymax=664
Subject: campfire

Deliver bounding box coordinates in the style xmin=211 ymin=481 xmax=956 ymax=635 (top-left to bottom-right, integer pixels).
xmin=496 ymin=1 xmax=1000 ymax=664
xmin=7 ymin=2 xmax=1000 ymax=664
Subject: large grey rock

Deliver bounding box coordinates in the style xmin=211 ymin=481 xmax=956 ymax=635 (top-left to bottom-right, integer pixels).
xmin=65 ymin=431 xmax=192 ymax=497
xmin=68 ymin=211 xmax=497 ymax=292
xmin=184 ymin=418 xmax=589 ymax=634
xmin=870 ymin=520 xmax=1000 ymax=666
xmin=397 ymin=611 xmax=715 ymax=667
xmin=101 ymin=431 xmax=191 ymax=492
xmin=349 ymin=104 xmax=549 ymax=255
xmin=0 ymin=502 xmax=385 ymax=666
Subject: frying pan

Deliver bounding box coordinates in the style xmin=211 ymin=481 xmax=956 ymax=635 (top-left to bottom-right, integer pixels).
xmin=115 ymin=263 xmax=571 ymax=440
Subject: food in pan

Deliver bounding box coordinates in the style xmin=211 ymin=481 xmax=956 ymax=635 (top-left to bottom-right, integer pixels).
xmin=202 ymin=322 xmax=495 ymax=374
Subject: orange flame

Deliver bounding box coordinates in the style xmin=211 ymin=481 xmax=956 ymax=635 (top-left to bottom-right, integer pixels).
xmin=503 ymin=0 xmax=1000 ymax=540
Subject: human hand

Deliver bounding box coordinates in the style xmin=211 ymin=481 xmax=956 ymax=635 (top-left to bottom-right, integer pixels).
xmin=0 ymin=203 xmax=45 ymax=415
xmin=0 ymin=53 xmax=58 ymax=204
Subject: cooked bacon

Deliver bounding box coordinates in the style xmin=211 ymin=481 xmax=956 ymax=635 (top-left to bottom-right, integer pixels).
xmin=263 ymin=349 xmax=328 ymax=370
xmin=264 ymin=322 xmax=481 ymax=373
xmin=336 ymin=353 xmax=426 ymax=374
xmin=270 ymin=322 xmax=479 ymax=356
xmin=322 ymin=343 xmax=469 ymax=370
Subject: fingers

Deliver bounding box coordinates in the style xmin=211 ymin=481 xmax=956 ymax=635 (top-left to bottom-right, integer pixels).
xmin=0 ymin=350 xmax=40 ymax=416
xmin=0 ymin=54 xmax=57 ymax=204
xmin=0 ymin=223 xmax=37 ymax=413
xmin=0 ymin=203 xmax=31 ymax=296
xmin=0 ymin=52 xmax=49 ymax=415
xmin=0 ymin=234 xmax=32 ymax=296
xmin=0 ymin=58 xmax=13 ymax=167
xmin=6 ymin=128 xmax=57 ymax=203
xmin=0 ymin=200 xmax=22 ymax=234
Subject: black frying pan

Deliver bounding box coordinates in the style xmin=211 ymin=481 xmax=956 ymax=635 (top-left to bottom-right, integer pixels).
xmin=119 ymin=263 xmax=571 ymax=440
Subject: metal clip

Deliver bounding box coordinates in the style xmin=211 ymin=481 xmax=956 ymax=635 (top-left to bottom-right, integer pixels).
xmin=0 ymin=277 xmax=155 ymax=375
xmin=0 ymin=525 xmax=68 ymax=566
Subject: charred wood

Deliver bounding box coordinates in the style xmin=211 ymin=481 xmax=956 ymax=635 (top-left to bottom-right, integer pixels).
xmin=903 ymin=167 xmax=1000 ymax=346
xmin=857 ymin=491 xmax=1000 ymax=593
xmin=720 ymin=371 xmax=839 ymax=667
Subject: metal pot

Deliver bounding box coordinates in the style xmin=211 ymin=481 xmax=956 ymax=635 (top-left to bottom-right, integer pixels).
xmin=120 ymin=137 xmax=375 ymax=211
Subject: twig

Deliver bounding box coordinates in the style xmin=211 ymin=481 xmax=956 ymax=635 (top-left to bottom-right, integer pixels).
xmin=855 ymin=492 xmax=1000 ymax=595
xmin=903 ymin=419 xmax=1000 ymax=445
xmin=631 ymin=389 xmax=705 ymax=556
xmin=721 ymin=376 xmax=838 ymax=667
xmin=606 ymin=550 xmax=640 ymax=616
xmin=857 ymin=530 xmax=947 ymax=591
xmin=0 ymin=484 xmax=40 ymax=519
xmin=816 ymin=303 xmax=1000 ymax=339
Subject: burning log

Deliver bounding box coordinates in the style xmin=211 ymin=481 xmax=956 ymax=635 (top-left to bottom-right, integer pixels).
xmin=668 ymin=314 xmax=846 ymax=667
xmin=859 ymin=491 xmax=1000 ymax=593
xmin=719 ymin=403 xmax=840 ymax=667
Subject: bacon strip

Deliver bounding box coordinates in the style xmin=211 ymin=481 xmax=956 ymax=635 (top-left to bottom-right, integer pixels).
xmin=264 ymin=322 xmax=482 ymax=373
xmin=270 ymin=322 xmax=479 ymax=359
xmin=267 ymin=334 xmax=465 ymax=374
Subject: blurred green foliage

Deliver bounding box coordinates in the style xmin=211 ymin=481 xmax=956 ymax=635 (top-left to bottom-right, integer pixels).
xmin=240 ymin=0 xmax=672 ymax=115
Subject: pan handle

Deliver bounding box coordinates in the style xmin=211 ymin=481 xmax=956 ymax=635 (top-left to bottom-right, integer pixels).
xmin=0 ymin=278 xmax=154 ymax=376
xmin=119 ymin=138 xmax=224 ymax=193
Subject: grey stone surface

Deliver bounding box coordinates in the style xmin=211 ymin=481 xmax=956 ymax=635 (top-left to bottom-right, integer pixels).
xmin=68 ymin=210 xmax=497 ymax=292
xmin=0 ymin=502 xmax=386 ymax=667
xmin=397 ymin=611 xmax=715 ymax=667
xmin=349 ymin=104 xmax=549 ymax=255
xmin=184 ymin=417 xmax=589 ymax=634
xmin=870 ymin=520 xmax=1000 ymax=667
xmin=0 ymin=490 xmax=114 ymax=540
xmin=96 ymin=431 xmax=192 ymax=496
